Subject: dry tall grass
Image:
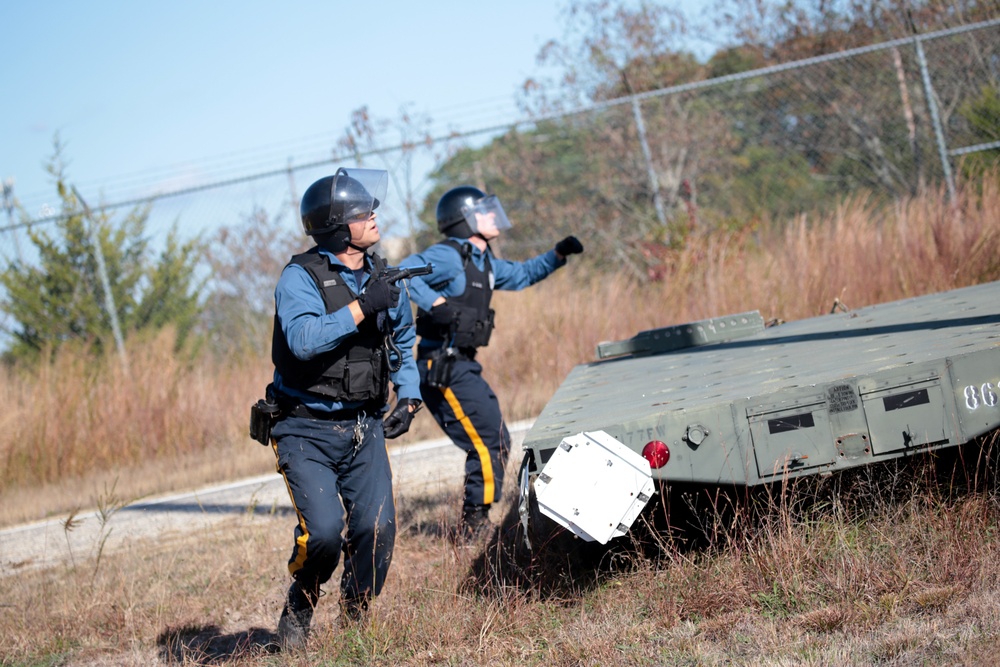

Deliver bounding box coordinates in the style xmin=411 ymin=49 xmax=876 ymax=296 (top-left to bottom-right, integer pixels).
xmin=4 ymin=444 xmax=1000 ymax=666
xmin=478 ymin=177 xmax=1000 ymax=421
xmin=3 ymin=177 xmax=1000 ymax=665
xmin=2 ymin=177 xmax=999 ymax=528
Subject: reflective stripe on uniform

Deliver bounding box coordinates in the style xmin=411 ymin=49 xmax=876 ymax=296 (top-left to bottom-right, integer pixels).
xmin=274 ymin=438 xmax=309 ymax=575
xmin=441 ymin=386 xmax=496 ymax=505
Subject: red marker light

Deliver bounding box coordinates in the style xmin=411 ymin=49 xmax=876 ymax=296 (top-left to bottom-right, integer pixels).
xmin=642 ymin=440 xmax=670 ymax=469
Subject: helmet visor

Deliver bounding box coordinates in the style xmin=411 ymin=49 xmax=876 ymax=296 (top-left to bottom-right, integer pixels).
xmin=461 ymin=194 xmax=512 ymax=235
xmin=330 ymin=167 xmax=388 ymax=225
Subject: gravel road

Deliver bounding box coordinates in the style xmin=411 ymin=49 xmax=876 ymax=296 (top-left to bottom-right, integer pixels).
xmin=0 ymin=420 xmax=532 ymax=576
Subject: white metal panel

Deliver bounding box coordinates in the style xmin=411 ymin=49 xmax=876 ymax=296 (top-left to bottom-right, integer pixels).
xmin=533 ymin=431 xmax=655 ymax=544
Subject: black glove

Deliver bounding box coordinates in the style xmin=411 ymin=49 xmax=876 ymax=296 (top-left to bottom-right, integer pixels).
xmin=357 ymin=275 xmax=401 ymax=319
xmin=428 ymin=301 xmax=456 ymax=328
xmin=555 ymin=235 xmax=584 ymax=257
xmin=383 ymin=398 xmax=422 ymax=439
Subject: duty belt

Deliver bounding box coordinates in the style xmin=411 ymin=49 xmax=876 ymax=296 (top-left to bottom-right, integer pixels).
xmin=417 ymin=346 xmax=477 ymax=361
xmin=283 ymin=400 xmax=382 ymax=421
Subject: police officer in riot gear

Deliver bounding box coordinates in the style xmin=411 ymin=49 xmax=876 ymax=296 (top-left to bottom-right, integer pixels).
xmin=400 ymin=185 xmax=583 ymax=538
xmin=266 ymin=168 xmax=421 ymax=650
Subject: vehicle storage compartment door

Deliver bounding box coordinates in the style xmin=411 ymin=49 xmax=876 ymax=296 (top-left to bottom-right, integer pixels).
xmin=533 ymin=430 xmax=655 ymax=544
xmin=860 ymin=378 xmax=949 ymax=455
xmin=748 ymin=401 xmax=836 ymax=479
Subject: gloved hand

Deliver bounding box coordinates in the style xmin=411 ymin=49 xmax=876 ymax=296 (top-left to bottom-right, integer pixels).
xmin=428 ymin=301 xmax=456 ymax=328
xmin=555 ymin=235 xmax=584 ymax=257
xmin=357 ymin=275 xmax=401 ymax=319
xmin=383 ymin=398 xmax=422 ymax=439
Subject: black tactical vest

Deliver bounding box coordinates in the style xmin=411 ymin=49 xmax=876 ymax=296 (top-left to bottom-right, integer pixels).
xmin=416 ymin=239 xmax=495 ymax=348
xmin=271 ymin=248 xmax=389 ymax=404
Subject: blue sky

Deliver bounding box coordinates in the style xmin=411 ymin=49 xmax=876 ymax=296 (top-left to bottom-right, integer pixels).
xmin=2 ymin=1 xmax=717 ymax=221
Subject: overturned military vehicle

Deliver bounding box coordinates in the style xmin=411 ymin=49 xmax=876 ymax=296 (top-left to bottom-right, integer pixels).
xmin=517 ymin=280 xmax=1000 ymax=546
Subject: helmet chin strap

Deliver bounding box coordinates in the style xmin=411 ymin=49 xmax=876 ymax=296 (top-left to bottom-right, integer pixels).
xmin=316 ymin=223 xmax=369 ymax=255
xmin=340 ymin=229 xmax=371 ymax=258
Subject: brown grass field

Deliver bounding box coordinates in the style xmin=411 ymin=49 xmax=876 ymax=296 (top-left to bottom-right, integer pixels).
xmin=3 ymin=177 xmax=1000 ymax=665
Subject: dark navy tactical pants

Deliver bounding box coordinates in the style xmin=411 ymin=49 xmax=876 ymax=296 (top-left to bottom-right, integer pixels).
xmin=418 ymin=357 xmax=512 ymax=509
xmin=270 ymin=413 xmax=395 ymax=605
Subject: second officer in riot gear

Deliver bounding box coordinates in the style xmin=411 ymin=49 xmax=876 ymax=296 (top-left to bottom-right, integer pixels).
xmin=399 ymin=185 xmax=583 ymax=538
xmin=265 ymin=168 xmax=421 ymax=650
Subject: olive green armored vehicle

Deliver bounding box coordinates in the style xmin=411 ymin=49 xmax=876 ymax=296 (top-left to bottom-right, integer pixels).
xmin=517 ymin=280 xmax=1000 ymax=545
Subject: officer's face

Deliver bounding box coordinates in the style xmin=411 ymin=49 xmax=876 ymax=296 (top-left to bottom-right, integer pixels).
xmin=348 ymin=212 xmax=381 ymax=249
xmin=474 ymin=212 xmax=500 ymax=240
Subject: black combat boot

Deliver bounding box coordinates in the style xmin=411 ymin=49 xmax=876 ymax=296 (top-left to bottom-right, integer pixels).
xmin=277 ymin=580 xmax=318 ymax=651
xmin=339 ymin=596 xmax=370 ymax=625
xmin=459 ymin=504 xmax=493 ymax=541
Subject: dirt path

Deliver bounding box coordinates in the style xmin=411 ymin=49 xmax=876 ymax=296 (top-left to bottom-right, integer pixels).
xmin=0 ymin=421 xmax=532 ymax=576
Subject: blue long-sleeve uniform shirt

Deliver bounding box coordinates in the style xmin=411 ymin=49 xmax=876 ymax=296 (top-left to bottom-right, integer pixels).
xmin=400 ymin=237 xmax=565 ymax=348
xmin=272 ymin=247 xmax=420 ymax=412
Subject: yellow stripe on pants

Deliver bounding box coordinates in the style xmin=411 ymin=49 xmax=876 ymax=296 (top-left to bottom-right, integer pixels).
xmin=274 ymin=438 xmax=309 ymax=575
xmin=442 ymin=386 xmax=495 ymax=505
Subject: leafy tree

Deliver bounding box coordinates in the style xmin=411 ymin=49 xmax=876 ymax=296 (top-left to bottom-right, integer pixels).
xmin=706 ymin=45 xmax=767 ymax=79
xmin=418 ymin=115 xmax=682 ymax=280
xmin=708 ymin=0 xmax=999 ymax=55
xmin=0 ymin=147 xmax=205 ymax=363
xmin=201 ymin=205 xmax=304 ymax=356
xmin=337 ymin=104 xmax=445 ymax=258
xmin=958 ymin=84 xmax=1000 ymax=179
xmin=699 ymin=144 xmax=834 ymax=225
xmin=419 ymin=0 xmax=998 ymax=280
xmin=420 ymin=1 xmax=836 ymax=276
xmin=709 ymin=0 xmax=1000 ymax=193
xmin=521 ymin=0 xmax=691 ymax=113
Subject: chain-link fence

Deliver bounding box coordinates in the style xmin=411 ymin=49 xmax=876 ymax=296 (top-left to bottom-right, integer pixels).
xmin=451 ymin=17 xmax=1000 ymax=274
xmin=1 ymin=18 xmax=998 ymax=344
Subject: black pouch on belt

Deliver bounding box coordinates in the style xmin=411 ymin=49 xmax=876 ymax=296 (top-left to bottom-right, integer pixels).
xmin=249 ymin=384 xmax=282 ymax=445
xmin=425 ymin=347 xmax=458 ymax=389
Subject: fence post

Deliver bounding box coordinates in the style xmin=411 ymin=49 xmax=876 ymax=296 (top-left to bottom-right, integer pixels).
xmin=286 ymin=158 xmax=299 ymax=229
xmin=914 ymin=34 xmax=957 ymax=203
xmin=72 ymin=187 xmax=129 ymax=373
xmin=630 ymin=96 xmax=668 ymax=231
xmin=2 ymin=179 xmax=23 ymax=263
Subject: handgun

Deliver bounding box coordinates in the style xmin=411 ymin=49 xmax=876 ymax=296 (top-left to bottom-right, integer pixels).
xmin=379 ymin=263 xmax=434 ymax=284
xmin=377 ymin=263 xmax=434 ymax=372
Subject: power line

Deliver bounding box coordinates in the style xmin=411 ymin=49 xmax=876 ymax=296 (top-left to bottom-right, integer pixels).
xmin=13 ymin=95 xmax=524 ymax=214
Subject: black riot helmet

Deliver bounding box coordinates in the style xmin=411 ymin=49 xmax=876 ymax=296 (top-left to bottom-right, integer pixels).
xmin=436 ymin=186 xmax=485 ymax=238
xmin=436 ymin=185 xmax=513 ymax=239
xmin=300 ymin=168 xmax=388 ymax=248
